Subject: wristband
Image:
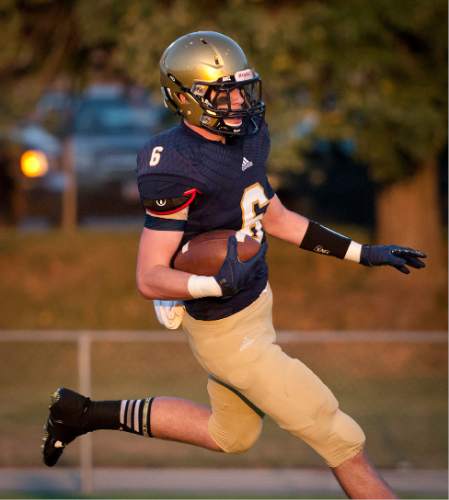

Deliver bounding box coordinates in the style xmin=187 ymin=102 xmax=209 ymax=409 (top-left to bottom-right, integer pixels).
xmin=187 ymin=275 xmax=222 ymax=298
xmin=344 ymin=241 xmax=362 ymax=263
xmin=300 ymin=221 xmax=351 ymax=259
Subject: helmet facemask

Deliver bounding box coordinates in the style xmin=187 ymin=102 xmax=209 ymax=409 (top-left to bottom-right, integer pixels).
xmin=195 ymin=77 xmax=265 ymax=136
xmin=164 ymin=72 xmax=265 ymax=136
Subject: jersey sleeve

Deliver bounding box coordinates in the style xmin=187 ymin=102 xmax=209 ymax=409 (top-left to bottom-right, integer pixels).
xmin=143 ymin=208 xmax=188 ymax=231
xmin=136 ymin=143 xmax=201 ymax=231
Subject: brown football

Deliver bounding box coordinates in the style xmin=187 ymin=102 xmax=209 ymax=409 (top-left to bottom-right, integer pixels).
xmin=173 ymin=229 xmax=260 ymax=276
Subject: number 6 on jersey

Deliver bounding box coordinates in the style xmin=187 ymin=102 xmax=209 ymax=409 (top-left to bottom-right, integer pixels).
xmin=149 ymin=146 xmax=164 ymax=167
xmin=240 ymin=182 xmax=269 ymax=242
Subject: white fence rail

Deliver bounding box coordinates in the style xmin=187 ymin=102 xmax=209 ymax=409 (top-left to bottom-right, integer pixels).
xmin=0 ymin=329 xmax=446 ymax=343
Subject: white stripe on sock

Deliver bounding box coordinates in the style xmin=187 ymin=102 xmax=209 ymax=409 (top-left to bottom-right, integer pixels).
xmin=134 ymin=399 xmax=142 ymax=433
xmin=127 ymin=400 xmax=135 ymax=429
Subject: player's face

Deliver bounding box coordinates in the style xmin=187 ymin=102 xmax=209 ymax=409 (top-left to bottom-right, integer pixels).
xmin=211 ymin=88 xmax=244 ymax=128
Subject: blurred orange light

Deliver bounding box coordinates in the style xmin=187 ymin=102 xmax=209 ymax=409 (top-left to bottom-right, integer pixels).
xmin=20 ymin=150 xmax=48 ymax=178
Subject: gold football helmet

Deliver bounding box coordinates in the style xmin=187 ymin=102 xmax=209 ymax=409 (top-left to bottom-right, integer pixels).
xmin=160 ymin=31 xmax=264 ymax=136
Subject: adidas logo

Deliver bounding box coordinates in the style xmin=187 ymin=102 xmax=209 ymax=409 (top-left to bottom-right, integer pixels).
xmin=241 ymin=157 xmax=253 ymax=171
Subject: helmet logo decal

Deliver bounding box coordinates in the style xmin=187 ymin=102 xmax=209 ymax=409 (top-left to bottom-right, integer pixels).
xmin=235 ymin=69 xmax=254 ymax=82
xmin=156 ymin=199 xmax=167 ymax=207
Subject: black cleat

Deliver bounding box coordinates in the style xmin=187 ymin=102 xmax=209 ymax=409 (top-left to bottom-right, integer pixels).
xmin=42 ymin=387 xmax=91 ymax=467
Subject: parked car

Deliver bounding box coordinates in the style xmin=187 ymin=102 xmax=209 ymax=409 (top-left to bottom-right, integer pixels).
xmin=2 ymin=84 xmax=168 ymax=226
xmin=68 ymin=88 xmax=165 ymax=218
xmin=0 ymin=121 xmax=63 ymax=226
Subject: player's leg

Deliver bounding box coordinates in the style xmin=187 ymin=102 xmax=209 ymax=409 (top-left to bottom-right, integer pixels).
xmin=149 ymin=396 xmax=219 ymax=450
xmin=332 ymin=450 xmax=398 ymax=499
xmin=230 ymin=320 xmax=396 ymax=498
xmin=42 ymin=376 xmax=263 ymax=466
xmin=184 ymin=285 xmax=396 ymax=498
xmin=148 ymin=376 xmax=263 ymax=453
xmin=206 ymin=376 xmax=264 ymax=453
xmin=42 ymin=387 xmax=221 ymax=466
xmin=242 ymin=348 xmax=396 ymax=498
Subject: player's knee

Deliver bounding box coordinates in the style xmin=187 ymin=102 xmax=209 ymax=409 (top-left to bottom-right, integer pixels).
xmin=209 ymin=415 xmax=263 ymax=454
xmin=309 ymin=405 xmax=366 ymax=468
xmin=224 ymin=420 xmax=263 ymax=453
xmin=296 ymin=393 xmax=366 ymax=468
xmin=324 ymin=409 xmax=366 ymax=467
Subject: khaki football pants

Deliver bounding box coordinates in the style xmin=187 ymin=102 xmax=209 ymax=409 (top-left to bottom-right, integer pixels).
xmin=182 ymin=285 xmax=365 ymax=468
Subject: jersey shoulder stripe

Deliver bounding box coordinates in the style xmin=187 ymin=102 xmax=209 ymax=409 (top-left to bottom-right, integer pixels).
xmin=143 ymin=188 xmax=200 ymax=216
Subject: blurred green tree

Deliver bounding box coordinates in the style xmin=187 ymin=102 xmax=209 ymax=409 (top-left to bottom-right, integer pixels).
xmin=0 ymin=0 xmax=128 ymax=126
xmin=1 ymin=0 xmax=446 ymax=268
xmin=292 ymin=0 xmax=447 ymax=271
xmin=0 ymin=0 xmax=77 ymax=125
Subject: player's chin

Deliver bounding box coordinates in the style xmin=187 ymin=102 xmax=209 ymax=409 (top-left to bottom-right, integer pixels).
xmin=223 ymin=118 xmax=243 ymax=128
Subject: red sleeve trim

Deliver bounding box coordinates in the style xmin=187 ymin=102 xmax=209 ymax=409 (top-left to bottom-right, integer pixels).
xmin=146 ymin=188 xmax=201 ymax=216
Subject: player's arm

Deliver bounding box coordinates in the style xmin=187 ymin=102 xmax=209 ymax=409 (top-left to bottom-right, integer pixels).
xmin=136 ymin=195 xmax=226 ymax=300
xmin=262 ymin=194 xmax=426 ymax=274
xmin=136 ymin=227 xmax=193 ymax=300
xmin=137 ymin=225 xmax=266 ymax=300
xmin=136 ymin=195 xmax=266 ymax=300
xmin=262 ymin=194 xmax=309 ymax=245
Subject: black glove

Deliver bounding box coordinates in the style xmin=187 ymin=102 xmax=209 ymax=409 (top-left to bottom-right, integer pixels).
xmin=360 ymin=245 xmax=426 ymax=274
xmin=214 ymin=236 xmax=267 ymax=297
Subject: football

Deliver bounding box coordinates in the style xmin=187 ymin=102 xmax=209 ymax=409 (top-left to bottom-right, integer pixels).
xmin=173 ymin=229 xmax=260 ymax=276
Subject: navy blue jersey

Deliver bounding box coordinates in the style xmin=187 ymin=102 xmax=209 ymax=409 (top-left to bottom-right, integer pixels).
xmin=136 ymin=120 xmax=274 ymax=320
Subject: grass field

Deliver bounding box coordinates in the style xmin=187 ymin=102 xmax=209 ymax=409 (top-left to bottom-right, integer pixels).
xmin=0 ymin=339 xmax=446 ymax=469
xmin=0 ymin=228 xmax=447 ymax=495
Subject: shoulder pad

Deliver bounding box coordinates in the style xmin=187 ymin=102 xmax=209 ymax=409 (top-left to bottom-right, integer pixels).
xmin=136 ymin=130 xmax=195 ymax=178
xmin=143 ymin=188 xmax=200 ymax=215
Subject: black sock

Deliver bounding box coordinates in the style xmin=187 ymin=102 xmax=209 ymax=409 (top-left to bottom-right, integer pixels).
xmin=86 ymin=400 xmax=120 ymax=431
xmin=86 ymin=397 xmax=155 ymax=437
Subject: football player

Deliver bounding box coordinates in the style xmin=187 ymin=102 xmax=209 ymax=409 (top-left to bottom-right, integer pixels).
xmin=43 ymin=32 xmax=425 ymax=499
